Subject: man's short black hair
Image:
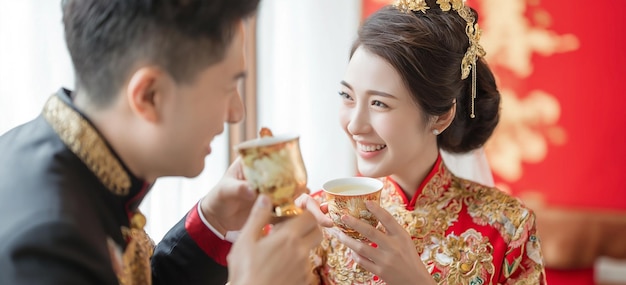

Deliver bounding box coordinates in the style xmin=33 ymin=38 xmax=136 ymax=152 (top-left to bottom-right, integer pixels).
xmin=62 ymin=0 xmax=259 ymax=107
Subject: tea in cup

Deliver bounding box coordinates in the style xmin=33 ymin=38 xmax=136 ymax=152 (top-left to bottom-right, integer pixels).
xmin=322 ymin=177 xmax=383 ymax=240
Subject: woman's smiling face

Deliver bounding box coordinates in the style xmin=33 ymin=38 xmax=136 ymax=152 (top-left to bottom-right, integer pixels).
xmin=338 ymin=46 xmax=438 ymax=179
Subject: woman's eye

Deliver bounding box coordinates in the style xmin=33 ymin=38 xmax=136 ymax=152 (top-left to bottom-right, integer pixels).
xmin=338 ymin=91 xmax=353 ymax=100
xmin=371 ymin=100 xmax=388 ymax=108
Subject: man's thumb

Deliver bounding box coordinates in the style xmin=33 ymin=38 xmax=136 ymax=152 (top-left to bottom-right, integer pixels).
xmin=239 ymin=194 xmax=272 ymax=241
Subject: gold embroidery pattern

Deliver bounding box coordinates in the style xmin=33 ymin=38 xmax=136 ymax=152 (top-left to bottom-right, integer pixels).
xmin=458 ymin=179 xmax=530 ymax=245
xmin=119 ymin=212 xmax=155 ymax=285
xmin=421 ymin=229 xmax=494 ymax=285
xmin=314 ymin=163 xmax=542 ymax=284
xmin=504 ymin=263 xmax=542 ymax=285
xmin=408 ymin=169 xmax=461 ymax=242
xmin=42 ymin=95 xmax=131 ymax=195
xmin=320 ymin=234 xmax=383 ymax=285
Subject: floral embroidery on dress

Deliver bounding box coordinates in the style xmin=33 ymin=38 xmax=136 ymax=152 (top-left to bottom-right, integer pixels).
xmin=460 ymin=179 xmax=531 ymax=246
xmin=421 ymin=229 xmax=495 ymax=284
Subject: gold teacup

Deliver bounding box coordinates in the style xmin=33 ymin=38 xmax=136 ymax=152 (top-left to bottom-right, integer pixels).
xmin=322 ymin=177 xmax=383 ymax=240
xmin=235 ymin=133 xmax=306 ymax=219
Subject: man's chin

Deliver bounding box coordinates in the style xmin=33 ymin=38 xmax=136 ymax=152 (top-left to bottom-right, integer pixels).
xmin=180 ymin=163 xmax=205 ymax=178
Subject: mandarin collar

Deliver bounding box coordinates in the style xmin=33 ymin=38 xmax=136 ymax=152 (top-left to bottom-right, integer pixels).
xmin=42 ymin=88 xmax=151 ymax=210
xmin=386 ymin=154 xmax=450 ymax=210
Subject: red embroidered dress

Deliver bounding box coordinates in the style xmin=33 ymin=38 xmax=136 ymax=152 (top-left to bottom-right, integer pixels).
xmin=311 ymin=156 xmax=546 ymax=284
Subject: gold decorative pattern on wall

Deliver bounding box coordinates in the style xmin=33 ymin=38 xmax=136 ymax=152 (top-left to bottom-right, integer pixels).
xmin=478 ymin=0 xmax=579 ymax=78
xmin=479 ymin=0 xmax=578 ymax=183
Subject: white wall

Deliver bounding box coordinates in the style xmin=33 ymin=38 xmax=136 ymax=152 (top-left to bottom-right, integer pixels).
xmin=256 ymin=0 xmax=360 ymax=192
xmin=0 ymin=1 xmax=73 ymax=134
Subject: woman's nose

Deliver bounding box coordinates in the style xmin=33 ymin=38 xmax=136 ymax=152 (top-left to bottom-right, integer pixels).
xmin=346 ymin=105 xmax=371 ymax=135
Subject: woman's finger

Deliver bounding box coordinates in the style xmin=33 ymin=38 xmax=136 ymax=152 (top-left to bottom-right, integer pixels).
xmin=320 ymin=202 xmax=328 ymax=214
xmin=350 ymin=250 xmax=379 ymax=274
xmin=295 ymin=194 xmax=333 ymax=227
xmin=365 ymin=201 xmax=404 ymax=236
xmin=340 ymin=214 xmax=385 ymax=245
xmin=334 ymin=217 xmax=380 ymax=257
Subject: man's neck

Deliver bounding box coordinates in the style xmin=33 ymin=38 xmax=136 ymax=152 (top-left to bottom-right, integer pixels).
xmin=74 ymin=91 xmax=157 ymax=184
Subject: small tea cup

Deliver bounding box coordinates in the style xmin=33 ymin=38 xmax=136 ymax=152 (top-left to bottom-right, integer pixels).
xmin=322 ymin=177 xmax=383 ymax=240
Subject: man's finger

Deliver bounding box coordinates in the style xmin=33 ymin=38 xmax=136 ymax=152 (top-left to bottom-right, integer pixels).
xmin=298 ymin=223 xmax=323 ymax=250
xmin=238 ymin=194 xmax=273 ymax=242
xmin=277 ymin=211 xmax=320 ymax=238
xmin=292 ymin=213 xmax=323 ymax=248
xmin=218 ymin=179 xmax=256 ymax=201
xmin=226 ymin=156 xmax=247 ymax=181
xmin=272 ymin=212 xmax=322 ymax=251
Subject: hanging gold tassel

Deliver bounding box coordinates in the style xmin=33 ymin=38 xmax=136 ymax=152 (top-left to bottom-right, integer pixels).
xmin=118 ymin=211 xmax=155 ymax=285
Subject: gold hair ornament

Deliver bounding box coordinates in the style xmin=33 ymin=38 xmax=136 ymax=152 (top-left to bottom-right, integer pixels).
xmin=394 ymin=0 xmax=486 ymax=118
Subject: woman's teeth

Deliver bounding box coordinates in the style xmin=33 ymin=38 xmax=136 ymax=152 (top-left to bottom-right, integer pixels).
xmin=358 ymin=143 xmax=387 ymax=152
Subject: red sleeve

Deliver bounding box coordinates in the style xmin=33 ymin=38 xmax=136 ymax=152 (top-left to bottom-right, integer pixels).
xmin=184 ymin=203 xmax=232 ymax=267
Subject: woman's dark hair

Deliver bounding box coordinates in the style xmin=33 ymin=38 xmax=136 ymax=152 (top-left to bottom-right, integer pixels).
xmin=351 ymin=0 xmax=500 ymax=153
xmin=62 ymin=0 xmax=259 ymax=107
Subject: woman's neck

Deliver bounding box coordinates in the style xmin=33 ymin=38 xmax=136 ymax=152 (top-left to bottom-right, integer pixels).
xmin=390 ymin=149 xmax=439 ymax=201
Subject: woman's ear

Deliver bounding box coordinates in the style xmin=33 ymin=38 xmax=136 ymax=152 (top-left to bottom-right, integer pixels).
xmin=432 ymin=102 xmax=456 ymax=134
xmin=125 ymin=67 xmax=168 ymax=123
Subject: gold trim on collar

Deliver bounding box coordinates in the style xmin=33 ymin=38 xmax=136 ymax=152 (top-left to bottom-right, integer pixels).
xmin=43 ymin=95 xmax=131 ymax=196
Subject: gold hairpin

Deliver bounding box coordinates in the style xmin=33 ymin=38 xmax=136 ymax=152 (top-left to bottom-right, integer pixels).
xmin=393 ymin=0 xmax=486 ymax=118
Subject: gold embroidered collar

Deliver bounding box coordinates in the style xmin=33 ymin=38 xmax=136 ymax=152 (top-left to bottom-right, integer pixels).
xmin=42 ymin=92 xmax=131 ymax=196
xmin=384 ymin=155 xmax=453 ymax=210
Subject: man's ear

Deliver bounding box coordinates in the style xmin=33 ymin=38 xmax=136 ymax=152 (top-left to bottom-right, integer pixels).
xmin=126 ymin=67 xmax=168 ymax=123
xmin=432 ymin=102 xmax=456 ymax=133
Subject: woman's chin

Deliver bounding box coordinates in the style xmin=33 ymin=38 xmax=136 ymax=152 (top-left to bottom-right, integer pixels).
xmin=356 ymin=163 xmax=384 ymax=178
